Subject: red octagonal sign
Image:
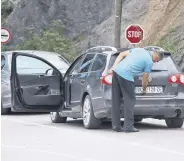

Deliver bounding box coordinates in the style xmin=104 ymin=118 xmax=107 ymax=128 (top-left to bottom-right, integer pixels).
xmin=126 ymin=25 xmax=144 ymax=44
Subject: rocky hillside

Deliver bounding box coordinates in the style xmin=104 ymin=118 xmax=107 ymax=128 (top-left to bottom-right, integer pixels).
xmin=2 ymin=0 xmax=184 ymax=71
xmin=4 ymin=0 xmax=113 ymax=44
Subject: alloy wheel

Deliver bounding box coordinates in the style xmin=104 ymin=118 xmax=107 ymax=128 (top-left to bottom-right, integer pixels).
xmin=83 ymin=98 xmax=91 ymax=126
xmin=50 ymin=112 xmax=57 ymax=120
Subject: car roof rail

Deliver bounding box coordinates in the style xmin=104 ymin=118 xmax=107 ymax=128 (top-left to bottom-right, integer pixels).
xmin=86 ymin=46 xmax=117 ymax=53
xmin=116 ymin=48 xmax=131 ymax=52
xmin=144 ymin=46 xmax=165 ymax=52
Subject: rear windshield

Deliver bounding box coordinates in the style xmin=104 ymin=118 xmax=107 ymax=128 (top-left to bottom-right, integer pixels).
xmin=109 ymin=54 xmax=168 ymax=71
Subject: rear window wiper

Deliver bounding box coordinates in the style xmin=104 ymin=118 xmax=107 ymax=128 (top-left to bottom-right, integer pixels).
xmin=151 ymin=69 xmax=168 ymax=72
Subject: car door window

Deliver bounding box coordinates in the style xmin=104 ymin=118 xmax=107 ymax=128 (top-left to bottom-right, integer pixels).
xmin=79 ymin=54 xmax=95 ymax=73
xmin=16 ymin=55 xmax=52 ymax=75
xmin=91 ymin=54 xmax=107 ymax=71
xmin=71 ymin=56 xmax=85 ymax=74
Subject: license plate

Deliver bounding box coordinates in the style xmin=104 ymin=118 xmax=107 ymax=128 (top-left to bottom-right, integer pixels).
xmin=135 ymin=86 xmax=163 ymax=94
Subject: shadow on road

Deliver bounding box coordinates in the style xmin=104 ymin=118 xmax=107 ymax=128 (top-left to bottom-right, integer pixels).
xmin=3 ymin=113 xmax=183 ymax=131
xmin=2 ymin=112 xmax=49 ymax=116
xmin=57 ymin=119 xmax=181 ymax=131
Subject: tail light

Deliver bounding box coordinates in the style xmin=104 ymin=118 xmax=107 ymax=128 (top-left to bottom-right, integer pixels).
xmin=101 ymin=74 xmax=112 ymax=85
xmin=168 ymin=74 xmax=184 ymax=85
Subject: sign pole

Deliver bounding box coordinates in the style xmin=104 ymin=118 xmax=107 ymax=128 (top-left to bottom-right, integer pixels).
xmin=114 ymin=0 xmax=122 ymax=48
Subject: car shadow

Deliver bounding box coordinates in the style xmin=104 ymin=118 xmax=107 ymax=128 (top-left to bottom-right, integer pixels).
xmin=58 ymin=119 xmax=183 ymax=131
xmin=3 ymin=112 xmax=49 ymax=116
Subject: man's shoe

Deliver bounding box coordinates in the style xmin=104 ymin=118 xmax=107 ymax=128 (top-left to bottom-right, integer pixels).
xmin=112 ymin=126 xmax=124 ymax=132
xmin=123 ymin=127 xmax=139 ymax=133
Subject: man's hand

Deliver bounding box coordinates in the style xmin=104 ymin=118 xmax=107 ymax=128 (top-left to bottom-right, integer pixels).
xmin=142 ymin=72 xmax=149 ymax=93
xmin=141 ymin=90 xmax=147 ymax=96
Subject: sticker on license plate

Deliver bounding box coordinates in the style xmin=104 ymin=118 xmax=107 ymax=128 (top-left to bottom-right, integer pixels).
xmin=135 ymin=86 xmax=163 ymax=94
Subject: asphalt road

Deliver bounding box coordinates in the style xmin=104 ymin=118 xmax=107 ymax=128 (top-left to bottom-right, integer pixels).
xmin=1 ymin=113 xmax=184 ymax=161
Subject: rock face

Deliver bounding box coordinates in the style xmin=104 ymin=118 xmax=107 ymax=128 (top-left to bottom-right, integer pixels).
xmin=9 ymin=0 xmax=21 ymax=5
xmin=4 ymin=0 xmax=184 ymax=71
xmin=5 ymin=0 xmax=114 ymax=44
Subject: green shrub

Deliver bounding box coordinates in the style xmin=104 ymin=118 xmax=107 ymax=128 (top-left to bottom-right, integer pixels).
xmin=15 ymin=24 xmax=78 ymax=62
xmin=1 ymin=44 xmax=14 ymax=52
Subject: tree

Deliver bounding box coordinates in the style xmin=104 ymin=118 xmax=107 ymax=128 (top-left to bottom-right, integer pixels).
xmin=114 ymin=0 xmax=122 ymax=48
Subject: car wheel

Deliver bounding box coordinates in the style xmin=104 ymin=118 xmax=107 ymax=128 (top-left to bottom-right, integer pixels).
xmin=82 ymin=95 xmax=101 ymax=129
xmin=50 ymin=112 xmax=67 ymax=123
xmin=165 ymin=118 xmax=184 ymax=128
xmin=1 ymin=103 xmax=10 ymax=115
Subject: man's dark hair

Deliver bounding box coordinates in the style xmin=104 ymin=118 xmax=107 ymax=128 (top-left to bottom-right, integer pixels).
xmin=145 ymin=48 xmax=164 ymax=60
xmin=154 ymin=51 xmax=165 ymax=60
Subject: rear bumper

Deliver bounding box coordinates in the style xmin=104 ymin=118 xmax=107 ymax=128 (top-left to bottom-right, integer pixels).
xmin=95 ymin=94 xmax=184 ymax=119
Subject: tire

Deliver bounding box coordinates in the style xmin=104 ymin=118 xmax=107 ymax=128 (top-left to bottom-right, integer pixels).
xmin=135 ymin=118 xmax=143 ymax=122
xmin=165 ymin=118 xmax=184 ymax=128
xmin=1 ymin=103 xmax=10 ymax=115
xmin=50 ymin=112 xmax=67 ymax=123
xmin=82 ymin=95 xmax=101 ymax=129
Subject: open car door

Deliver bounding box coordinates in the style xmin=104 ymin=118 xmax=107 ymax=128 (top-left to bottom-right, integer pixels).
xmin=10 ymin=52 xmax=64 ymax=112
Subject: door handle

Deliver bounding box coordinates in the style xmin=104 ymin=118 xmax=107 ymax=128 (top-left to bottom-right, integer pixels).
xmin=36 ymin=85 xmax=49 ymax=90
xmin=35 ymin=85 xmax=49 ymax=95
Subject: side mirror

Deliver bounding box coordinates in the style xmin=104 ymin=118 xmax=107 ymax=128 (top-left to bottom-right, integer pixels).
xmin=45 ymin=68 xmax=59 ymax=76
xmin=45 ymin=68 xmax=54 ymax=76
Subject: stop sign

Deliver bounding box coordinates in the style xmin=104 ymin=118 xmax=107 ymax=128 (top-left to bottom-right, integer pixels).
xmin=126 ymin=25 xmax=144 ymax=44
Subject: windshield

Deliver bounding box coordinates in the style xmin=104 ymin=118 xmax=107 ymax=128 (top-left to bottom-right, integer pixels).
xmin=8 ymin=53 xmax=69 ymax=70
xmin=34 ymin=53 xmax=69 ymax=70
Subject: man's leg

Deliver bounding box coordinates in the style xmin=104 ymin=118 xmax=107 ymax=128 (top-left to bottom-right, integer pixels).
xmin=111 ymin=72 xmax=122 ymax=130
xmin=122 ymin=91 xmax=135 ymax=130
xmin=118 ymin=77 xmax=138 ymax=132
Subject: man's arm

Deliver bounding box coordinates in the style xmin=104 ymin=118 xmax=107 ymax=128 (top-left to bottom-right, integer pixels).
xmin=142 ymin=62 xmax=153 ymax=94
xmin=109 ymin=50 xmax=130 ymax=73
xmin=142 ymin=73 xmax=149 ymax=92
